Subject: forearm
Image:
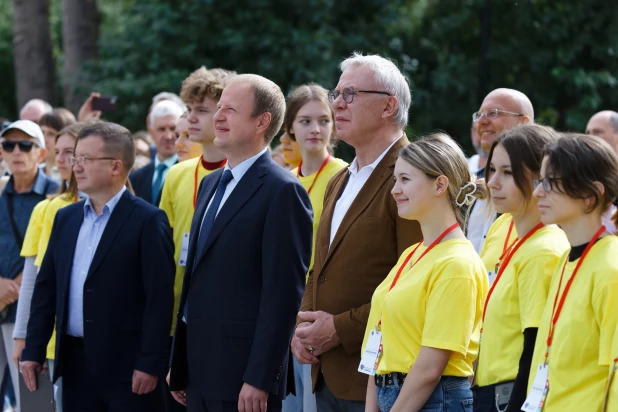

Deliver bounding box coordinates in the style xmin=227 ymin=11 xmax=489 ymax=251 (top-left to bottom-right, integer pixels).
xmin=506 ymin=328 xmax=537 ymax=412
xmin=366 ymin=376 xmax=379 ymax=412
xmin=13 ymin=258 xmax=37 ymax=339
xmin=333 ymin=303 xmax=372 ymax=354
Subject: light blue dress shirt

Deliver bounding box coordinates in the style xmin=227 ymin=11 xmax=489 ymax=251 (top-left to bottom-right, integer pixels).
xmin=67 ymin=186 xmax=126 ymax=337
xmin=152 ymin=154 xmax=178 ymax=185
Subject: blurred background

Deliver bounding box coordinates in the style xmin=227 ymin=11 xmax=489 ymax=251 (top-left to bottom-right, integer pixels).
xmin=0 ymin=0 xmax=616 ymax=158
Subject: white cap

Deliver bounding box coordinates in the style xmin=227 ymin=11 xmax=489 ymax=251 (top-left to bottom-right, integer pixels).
xmin=0 ymin=120 xmax=46 ymax=149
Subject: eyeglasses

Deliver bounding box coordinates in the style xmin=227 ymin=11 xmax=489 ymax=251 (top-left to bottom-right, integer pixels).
xmin=328 ymin=87 xmax=391 ymax=104
xmin=472 ymin=109 xmax=525 ymax=122
xmin=1 ymin=140 xmax=39 ymax=153
xmin=533 ymin=177 xmax=562 ymax=193
xmin=69 ymin=156 xmax=117 ymax=166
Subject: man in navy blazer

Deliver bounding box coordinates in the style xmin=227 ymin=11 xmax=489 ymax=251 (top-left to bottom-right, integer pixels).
xmin=129 ymin=100 xmax=183 ymax=206
xmin=21 ymin=122 xmax=175 ymax=412
xmin=167 ymin=74 xmax=313 ymax=412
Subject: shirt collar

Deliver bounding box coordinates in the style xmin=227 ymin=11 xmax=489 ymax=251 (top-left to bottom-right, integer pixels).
xmin=5 ymin=169 xmax=49 ymax=195
xmin=348 ymin=138 xmax=399 ymax=176
xmin=84 ymin=186 xmax=127 ymax=216
xmin=154 ymin=154 xmax=178 ymax=169
xmin=224 ymin=147 xmax=268 ymax=183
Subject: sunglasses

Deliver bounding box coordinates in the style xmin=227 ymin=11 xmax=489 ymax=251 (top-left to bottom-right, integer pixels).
xmin=1 ymin=140 xmax=39 ymax=153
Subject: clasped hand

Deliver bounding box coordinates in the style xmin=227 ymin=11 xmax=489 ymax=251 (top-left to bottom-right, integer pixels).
xmin=291 ymin=311 xmax=341 ymax=364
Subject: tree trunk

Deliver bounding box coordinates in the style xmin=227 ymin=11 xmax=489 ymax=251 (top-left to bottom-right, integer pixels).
xmin=12 ymin=0 xmax=56 ymax=112
xmin=62 ymin=0 xmax=99 ymax=114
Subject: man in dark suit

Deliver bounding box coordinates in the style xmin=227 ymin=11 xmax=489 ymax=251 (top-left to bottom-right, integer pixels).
xmin=130 ymin=99 xmax=183 ymax=206
xmin=167 ymin=74 xmax=313 ymax=412
xmin=21 ymin=122 xmax=175 ymax=412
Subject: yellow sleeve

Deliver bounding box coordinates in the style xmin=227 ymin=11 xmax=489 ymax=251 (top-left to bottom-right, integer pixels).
xmin=159 ymin=177 xmax=175 ymax=229
xmin=422 ymin=274 xmax=478 ymax=357
xmin=593 ymin=279 xmax=618 ymax=366
xmin=517 ymin=253 xmax=560 ymax=331
xmin=20 ymin=200 xmax=49 ymax=257
xmin=35 ymin=203 xmax=61 ymax=267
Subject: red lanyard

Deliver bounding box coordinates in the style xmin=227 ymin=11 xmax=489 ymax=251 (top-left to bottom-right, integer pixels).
xmin=193 ymin=156 xmax=227 ymax=209
xmin=482 ymin=222 xmax=544 ymax=325
xmin=544 ymin=225 xmax=606 ymax=361
xmin=388 ymin=222 xmax=460 ymax=292
xmin=297 ymin=154 xmax=331 ymax=195
xmin=495 ymin=220 xmax=517 ymax=273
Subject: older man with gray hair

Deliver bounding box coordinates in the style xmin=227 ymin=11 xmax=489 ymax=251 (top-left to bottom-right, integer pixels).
xmin=586 ymin=110 xmax=618 ymax=153
xmin=19 ymin=99 xmax=53 ymax=124
xmin=292 ymin=53 xmax=422 ymax=411
xmin=130 ymin=99 xmax=184 ymax=205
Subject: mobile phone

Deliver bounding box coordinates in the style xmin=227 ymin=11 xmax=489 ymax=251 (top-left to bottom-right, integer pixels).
xmin=92 ymin=96 xmax=117 ymax=112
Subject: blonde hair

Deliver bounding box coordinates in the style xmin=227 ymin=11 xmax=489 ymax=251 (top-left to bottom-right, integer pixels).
xmin=398 ymin=132 xmax=487 ymax=228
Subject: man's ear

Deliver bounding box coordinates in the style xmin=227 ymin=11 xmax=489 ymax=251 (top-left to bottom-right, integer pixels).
xmin=382 ymin=96 xmax=399 ymax=121
xmin=37 ymin=147 xmax=47 ymax=163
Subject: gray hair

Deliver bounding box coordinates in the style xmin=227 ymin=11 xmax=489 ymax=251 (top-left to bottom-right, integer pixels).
xmin=20 ymin=99 xmax=53 ymax=116
xmin=150 ymin=100 xmax=184 ymax=127
xmin=151 ymin=92 xmax=184 ymax=108
xmin=340 ymin=53 xmax=412 ymax=129
xmin=610 ymin=112 xmax=618 ymax=133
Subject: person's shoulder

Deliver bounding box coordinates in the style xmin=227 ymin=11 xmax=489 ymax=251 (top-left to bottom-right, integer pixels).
xmin=130 ymin=162 xmax=154 ymax=179
xmin=523 ymin=225 xmax=570 ymax=257
xmin=32 ymin=198 xmax=51 ymax=216
xmin=167 ymin=157 xmax=200 ymax=180
xmin=324 ymin=158 xmax=348 ymax=176
xmin=41 ymin=173 xmax=60 ymax=194
xmin=54 ymin=199 xmax=84 ymax=223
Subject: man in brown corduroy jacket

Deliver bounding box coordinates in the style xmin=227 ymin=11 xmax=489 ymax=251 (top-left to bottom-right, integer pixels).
xmin=292 ymin=53 xmax=422 ymax=411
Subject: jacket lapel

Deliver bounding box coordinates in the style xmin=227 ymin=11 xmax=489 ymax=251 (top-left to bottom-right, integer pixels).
xmin=62 ymin=204 xmax=85 ymax=297
xmin=184 ymin=170 xmax=221 ymax=277
xmin=192 ymin=153 xmax=269 ymax=268
xmin=324 ymin=136 xmax=408 ymax=263
xmin=85 ymin=191 xmax=136 ymax=281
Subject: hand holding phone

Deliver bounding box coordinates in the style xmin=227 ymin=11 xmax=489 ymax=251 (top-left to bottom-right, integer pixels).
xmin=91 ymin=96 xmax=117 ymax=112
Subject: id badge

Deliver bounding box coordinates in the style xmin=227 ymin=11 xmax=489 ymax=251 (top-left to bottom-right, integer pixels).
xmin=488 ymin=271 xmax=497 ymax=285
xmin=179 ymin=233 xmax=190 ymax=266
xmin=522 ymin=364 xmax=549 ymax=412
xmin=358 ymin=329 xmax=382 ymax=376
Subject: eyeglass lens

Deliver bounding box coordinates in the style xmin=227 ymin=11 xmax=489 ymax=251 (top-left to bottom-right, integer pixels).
xmin=1 ymin=141 xmax=36 ymax=153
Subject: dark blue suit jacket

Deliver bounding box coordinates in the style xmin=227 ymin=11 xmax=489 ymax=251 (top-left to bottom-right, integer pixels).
xmin=22 ymin=190 xmax=175 ymax=384
xmin=129 ymin=159 xmax=177 ymax=206
xmin=169 ymin=151 xmax=313 ymax=401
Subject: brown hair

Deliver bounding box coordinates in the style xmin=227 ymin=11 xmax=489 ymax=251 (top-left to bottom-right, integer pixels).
xmin=180 ymin=66 xmax=236 ymax=104
xmin=486 ymin=124 xmax=559 ymax=207
xmin=40 ymin=109 xmax=76 ymax=133
xmin=544 ymin=133 xmax=618 ymax=215
xmin=77 ymin=122 xmax=135 ymax=174
xmin=398 ymin=132 xmax=488 ymax=229
xmin=283 ymin=84 xmax=336 ymax=151
xmin=51 ymin=122 xmax=89 ymax=200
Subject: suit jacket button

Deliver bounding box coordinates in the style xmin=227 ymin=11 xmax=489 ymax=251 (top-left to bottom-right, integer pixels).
xmin=278 ymin=366 xmax=283 ymax=372
xmin=318 ymin=276 xmax=325 ymax=283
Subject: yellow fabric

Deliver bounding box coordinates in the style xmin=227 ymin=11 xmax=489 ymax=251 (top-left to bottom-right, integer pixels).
xmin=362 ymin=239 xmax=488 ymax=377
xmin=476 ymin=225 xmax=569 ymax=386
xmin=607 ymin=323 xmax=618 ymax=411
xmin=35 ymin=194 xmax=76 ymax=360
xmin=528 ymin=236 xmax=618 ymax=411
xmin=159 ymin=156 xmax=219 ymax=335
xmin=20 ymin=200 xmax=50 ymax=257
xmin=480 ymin=213 xmax=518 ymax=276
xmin=35 ymin=195 xmax=74 ymax=267
xmin=291 ymin=158 xmax=348 ymax=273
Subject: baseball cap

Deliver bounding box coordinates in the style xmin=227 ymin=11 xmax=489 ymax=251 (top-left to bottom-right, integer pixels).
xmin=0 ymin=120 xmax=46 ymax=149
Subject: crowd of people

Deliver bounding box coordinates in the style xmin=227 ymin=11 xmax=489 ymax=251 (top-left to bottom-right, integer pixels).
xmin=0 ymin=52 xmax=617 ymax=412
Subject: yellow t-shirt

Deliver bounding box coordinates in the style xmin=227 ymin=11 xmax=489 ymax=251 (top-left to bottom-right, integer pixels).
xmin=35 ymin=194 xmax=75 ymax=266
xmin=20 ymin=199 xmax=50 ymax=257
xmin=362 ymin=238 xmax=488 ymax=376
xmin=528 ymin=236 xmax=618 ymax=411
xmin=159 ymin=156 xmax=220 ymax=334
xmin=476 ymin=225 xmax=569 ymax=386
xmin=291 ymin=158 xmax=348 ymax=273
xmin=480 ymin=213 xmax=518 ymax=279
xmin=607 ymin=323 xmax=618 ymax=411
xmin=35 ymin=194 xmax=76 ymax=360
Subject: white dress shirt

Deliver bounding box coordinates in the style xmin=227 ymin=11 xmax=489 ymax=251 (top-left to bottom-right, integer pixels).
xmin=466 ymin=198 xmax=496 ymax=253
xmin=329 ymin=139 xmax=399 ymax=246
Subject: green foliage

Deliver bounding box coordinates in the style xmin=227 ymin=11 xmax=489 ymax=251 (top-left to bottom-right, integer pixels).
xmin=0 ymin=0 xmax=16 ymax=120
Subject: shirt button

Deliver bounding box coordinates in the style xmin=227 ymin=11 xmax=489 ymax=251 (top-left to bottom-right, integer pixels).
xmin=318 ymin=276 xmax=326 ymax=283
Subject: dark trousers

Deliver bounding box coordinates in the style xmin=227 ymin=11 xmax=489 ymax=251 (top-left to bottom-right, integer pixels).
xmin=472 ymin=383 xmax=511 ymax=412
xmin=186 ymin=385 xmax=282 ymax=412
xmin=62 ymin=335 xmax=163 ymax=412
xmin=315 ymin=373 xmax=365 ymax=412
xmin=160 ymin=336 xmax=186 ymax=412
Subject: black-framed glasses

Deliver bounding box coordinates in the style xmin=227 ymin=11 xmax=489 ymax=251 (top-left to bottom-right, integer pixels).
xmin=533 ymin=177 xmax=562 ymax=193
xmin=1 ymin=140 xmax=39 ymax=153
xmin=328 ymin=87 xmax=391 ymax=104
xmin=472 ymin=109 xmax=525 ymax=122
xmin=69 ymin=156 xmax=118 ymax=166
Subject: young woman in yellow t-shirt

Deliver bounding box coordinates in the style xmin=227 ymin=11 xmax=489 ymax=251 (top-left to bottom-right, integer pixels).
xmin=525 ymin=134 xmax=618 ymax=411
xmin=362 ymin=132 xmax=488 ymax=412
xmin=473 ymin=125 xmax=569 ymax=412
xmin=281 ymin=84 xmax=347 ymax=412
